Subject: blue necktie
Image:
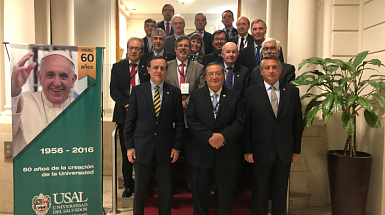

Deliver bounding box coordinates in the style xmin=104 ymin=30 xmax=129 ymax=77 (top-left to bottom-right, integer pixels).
xmin=212 ymin=93 xmax=218 ymax=118
xmin=255 ymin=45 xmax=261 ymax=66
xmin=226 ymin=67 xmax=233 ymax=89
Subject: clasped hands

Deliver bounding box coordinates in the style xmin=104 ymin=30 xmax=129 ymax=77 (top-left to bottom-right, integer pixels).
xmin=209 ymin=133 xmax=225 ymax=149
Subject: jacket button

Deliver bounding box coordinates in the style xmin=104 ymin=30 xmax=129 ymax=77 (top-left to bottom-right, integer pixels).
xmin=156 ymin=122 xmax=158 ymax=124
xmin=154 ymin=133 xmax=157 ymax=135
xmin=276 ymin=124 xmax=278 ymax=126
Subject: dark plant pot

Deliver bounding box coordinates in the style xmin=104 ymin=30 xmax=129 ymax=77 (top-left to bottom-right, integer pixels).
xmin=327 ymin=150 xmax=373 ymax=215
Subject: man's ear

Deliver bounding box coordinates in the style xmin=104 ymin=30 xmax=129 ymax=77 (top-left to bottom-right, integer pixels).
xmin=71 ymin=74 xmax=77 ymax=88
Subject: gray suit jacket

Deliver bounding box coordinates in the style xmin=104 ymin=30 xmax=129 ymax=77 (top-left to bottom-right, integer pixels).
xmin=164 ymin=35 xmax=177 ymax=55
xmin=165 ymin=60 xmax=205 ymax=104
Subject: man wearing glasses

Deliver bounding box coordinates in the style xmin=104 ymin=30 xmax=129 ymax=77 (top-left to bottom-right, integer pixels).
xmin=201 ymin=30 xmax=228 ymax=68
xmin=164 ymin=14 xmax=186 ymax=55
xmin=110 ymin=37 xmax=150 ymax=198
xmin=222 ymin=10 xmax=238 ymax=38
xmin=250 ymin=38 xmax=295 ymax=86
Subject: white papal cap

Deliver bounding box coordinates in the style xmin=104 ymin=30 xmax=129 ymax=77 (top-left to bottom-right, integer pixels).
xmin=41 ymin=50 xmax=75 ymax=66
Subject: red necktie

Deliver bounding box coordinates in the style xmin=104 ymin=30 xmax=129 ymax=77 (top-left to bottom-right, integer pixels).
xmin=198 ymin=31 xmax=203 ymax=38
xmin=180 ymin=63 xmax=185 ymax=100
xmin=166 ymin=22 xmax=170 ymax=37
xmin=130 ymin=63 xmax=137 ymax=87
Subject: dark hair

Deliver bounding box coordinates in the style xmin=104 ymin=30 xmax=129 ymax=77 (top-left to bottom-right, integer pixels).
xmin=175 ymin=35 xmax=191 ymax=48
xmin=144 ymin=18 xmax=156 ymax=26
xmin=147 ymin=56 xmax=168 ymax=69
xmin=251 ymin=19 xmax=267 ymax=29
xmin=211 ymin=30 xmax=228 ymax=43
xmin=260 ymin=55 xmax=282 ymax=70
xmin=195 ymin=13 xmax=206 ymax=21
xmin=189 ymin=33 xmax=205 ymax=63
xmin=204 ymin=62 xmax=224 ymax=75
xmin=162 ymin=4 xmax=174 ymax=13
xmin=222 ymin=10 xmax=234 ymax=18
xmin=127 ymin=37 xmax=144 ymax=50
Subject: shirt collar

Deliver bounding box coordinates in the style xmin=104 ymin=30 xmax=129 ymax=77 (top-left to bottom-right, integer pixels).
xmin=150 ymin=79 xmax=164 ymax=90
xmin=209 ymin=86 xmax=222 ymax=97
xmin=129 ymin=59 xmax=140 ymax=65
xmin=176 ymin=58 xmax=188 ymax=66
xmin=154 ymin=49 xmax=164 ymax=56
xmin=264 ymin=81 xmax=280 ymax=91
xmin=224 ymin=26 xmax=234 ymax=32
xmin=224 ymin=62 xmax=234 ymax=69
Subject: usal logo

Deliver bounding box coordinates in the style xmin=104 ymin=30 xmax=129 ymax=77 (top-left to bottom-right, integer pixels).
xmin=32 ymin=193 xmax=51 ymax=215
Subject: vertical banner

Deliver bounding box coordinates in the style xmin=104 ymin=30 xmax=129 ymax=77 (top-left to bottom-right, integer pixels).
xmin=11 ymin=43 xmax=103 ymax=215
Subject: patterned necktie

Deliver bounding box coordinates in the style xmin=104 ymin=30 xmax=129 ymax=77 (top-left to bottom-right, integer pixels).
xmin=255 ymin=45 xmax=261 ymax=66
xmin=240 ymin=37 xmax=245 ymax=50
xmin=166 ymin=22 xmax=170 ymax=37
xmin=180 ymin=63 xmax=185 ymax=100
xmin=271 ymin=85 xmax=278 ymax=117
xmin=154 ymin=86 xmax=160 ymax=117
xmin=212 ymin=93 xmax=218 ymax=118
xmin=130 ymin=63 xmax=137 ymax=87
xmin=226 ymin=67 xmax=233 ymax=89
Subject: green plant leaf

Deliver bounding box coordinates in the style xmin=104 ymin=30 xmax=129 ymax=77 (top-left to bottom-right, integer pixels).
xmin=334 ymin=86 xmax=344 ymax=97
xmin=372 ymin=93 xmax=385 ymax=109
xmin=339 ymin=77 xmax=353 ymax=86
xmin=379 ymin=82 xmax=385 ymax=90
xmin=323 ymin=111 xmax=333 ymax=124
xmin=298 ymin=57 xmax=324 ymax=71
xmin=300 ymin=93 xmax=313 ymax=100
xmin=304 ymin=106 xmax=319 ymax=127
xmin=291 ymin=79 xmax=312 ymax=86
xmin=342 ymin=62 xmax=356 ymax=74
xmin=322 ymin=93 xmax=334 ymax=114
xmin=366 ymin=59 xmax=385 ymax=67
xmin=346 ymin=95 xmax=358 ymax=108
xmin=369 ymin=81 xmax=381 ymax=91
xmin=353 ymin=51 xmax=369 ymax=68
xmin=341 ymin=111 xmax=355 ymax=135
xmin=364 ymin=110 xmax=381 ymax=128
xmin=324 ymin=65 xmax=339 ymax=73
xmin=357 ymin=97 xmax=373 ymax=112
xmin=330 ymin=95 xmax=343 ymax=113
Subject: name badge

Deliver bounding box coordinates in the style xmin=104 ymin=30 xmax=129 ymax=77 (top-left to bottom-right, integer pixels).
xmin=181 ymin=83 xmax=189 ymax=94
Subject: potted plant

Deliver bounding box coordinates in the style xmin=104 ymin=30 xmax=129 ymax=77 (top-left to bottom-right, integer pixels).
xmin=291 ymin=51 xmax=384 ymax=215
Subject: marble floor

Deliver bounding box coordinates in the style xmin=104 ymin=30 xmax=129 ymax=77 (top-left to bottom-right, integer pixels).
xmin=102 ymin=176 xmax=332 ymax=215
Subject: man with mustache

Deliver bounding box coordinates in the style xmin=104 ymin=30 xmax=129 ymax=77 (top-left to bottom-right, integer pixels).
xmin=110 ymin=37 xmax=150 ymax=198
xmin=201 ymin=30 xmax=228 ymax=68
xmin=142 ymin=28 xmax=176 ymax=62
xmin=164 ymin=14 xmax=186 ymax=55
xmin=11 ymin=50 xmax=77 ymax=156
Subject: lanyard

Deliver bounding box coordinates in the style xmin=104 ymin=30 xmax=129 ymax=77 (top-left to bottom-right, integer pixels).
xmin=176 ymin=59 xmax=190 ymax=78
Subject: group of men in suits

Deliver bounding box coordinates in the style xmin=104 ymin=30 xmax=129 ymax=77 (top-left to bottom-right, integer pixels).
xmin=109 ymin=3 xmax=304 ymax=215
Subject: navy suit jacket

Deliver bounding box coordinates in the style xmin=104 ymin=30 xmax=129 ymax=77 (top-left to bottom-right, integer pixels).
xmin=229 ymin=34 xmax=254 ymax=50
xmin=124 ymin=82 xmax=184 ymax=165
xmin=250 ymin=63 xmax=296 ymax=86
xmin=223 ymin=63 xmax=250 ymax=98
xmin=187 ymin=30 xmax=214 ymax=55
xmin=186 ymin=86 xmax=245 ymax=169
xmin=157 ymin=21 xmax=174 ymax=36
xmin=110 ymin=59 xmax=150 ymax=124
xmin=239 ymin=44 xmax=285 ymax=72
xmin=243 ymin=82 xmax=303 ymax=165
xmin=224 ymin=27 xmax=238 ymax=38
xmin=201 ymin=53 xmax=223 ymax=68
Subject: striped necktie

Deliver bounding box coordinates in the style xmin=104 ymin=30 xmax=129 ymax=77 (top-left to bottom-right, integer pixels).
xmin=154 ymin=86 xmax=160 ymax=117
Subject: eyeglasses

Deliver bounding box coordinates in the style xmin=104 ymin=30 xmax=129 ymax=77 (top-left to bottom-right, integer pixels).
xmin=214 ymin=38 xmax=226 ymax=42
xmin=206 ymin=72 xmax=223 ymax=77
xmin=262 ymin=46 xmax=277 ymax=51
xmin=172 ymin=22 xmax=184 ymax=26
xmin=128 ymin=46 xmax=142 ymax=51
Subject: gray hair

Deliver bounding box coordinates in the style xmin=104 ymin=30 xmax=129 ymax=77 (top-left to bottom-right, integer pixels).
xmin=251 ymin=19 xmax=267 ymax=30
xmin=171 ymin=14 xmax=185 ymax=25
xmin=262 ymin=38 xmax=281 ymax=51
xmin=151 ymin=28 xmax=166 ymax=39
xmin=204 ymin=62 xmax=224 ymax=75
xmin=260 ymin=55 xmax=282 ymax=70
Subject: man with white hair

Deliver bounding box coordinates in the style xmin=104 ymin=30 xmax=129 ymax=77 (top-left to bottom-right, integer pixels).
xmin=250 ymin=38 xmax=295 ymax=86
xmin=11 ymin=50 xmax=77 ymax=155
xmin=164 ymin=14 xmax=186 ymax=54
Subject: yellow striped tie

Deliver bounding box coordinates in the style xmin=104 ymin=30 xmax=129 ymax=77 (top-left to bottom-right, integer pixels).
xmin=154 ymin=86 xmax=160 ymax=117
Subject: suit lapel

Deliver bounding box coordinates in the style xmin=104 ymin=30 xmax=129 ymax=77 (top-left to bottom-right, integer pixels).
xmin=232 ymin=65 xmax=241 ymax=90
xmin=159 ymin=83 xmax=170 ymax=119
xmin=138 ymin=61 xmax=148 ymax=82
xmin=258 ymin=83 xmax=276 ymax=117
xmin=145 ymin=82 xmax=156 ymax=118
xmin=171 ymin=61 xmax=179 ymax=87
xmin=123 ymin=60 xmax=131 ymax=86
xmin=277 ymin=82 xmax=286 ymax=118
xmin=186 ymin=61 xmax=193 ymax=83
xmin=203 ymin=87 xmax=216 ymax=121
xmin=216 ymin=87 xmax=227 ymax=119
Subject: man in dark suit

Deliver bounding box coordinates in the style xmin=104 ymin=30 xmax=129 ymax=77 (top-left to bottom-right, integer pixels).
xmin=229 ymin=16 xmax=254 ymax=51
xmin=250 ymin=38 xmax=295 ymax=86
xmin=243 ymin=55 xmax=303 ymax=215
xmin=201 ymin=30 xmax=228 ymax=68
xmin=221 ymin=42 xmax=249 ymax=98
xmin=187 ymin=13 xmax=214 ymax=55
xmin=222 ymin=10 xmax=238 ymax=38
xmin=239 ymin=19 xmax=285 ymax=72
xmin=125 ymin=56 xmax=184 ymax=215
xmin=156 ymin=4 xmax=174 ymax=36
xmin=110 ymin=37 xmax=149 ymax=198
xmin=186 ymin=62 xmax=245 ymax=215
xmin=164 ymin=14 xmax=186 ymax=55
xmin=142 ymin=28 xmax=176 ymax=62
xmin=143 ymin=18 xmax=156 ymax=53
